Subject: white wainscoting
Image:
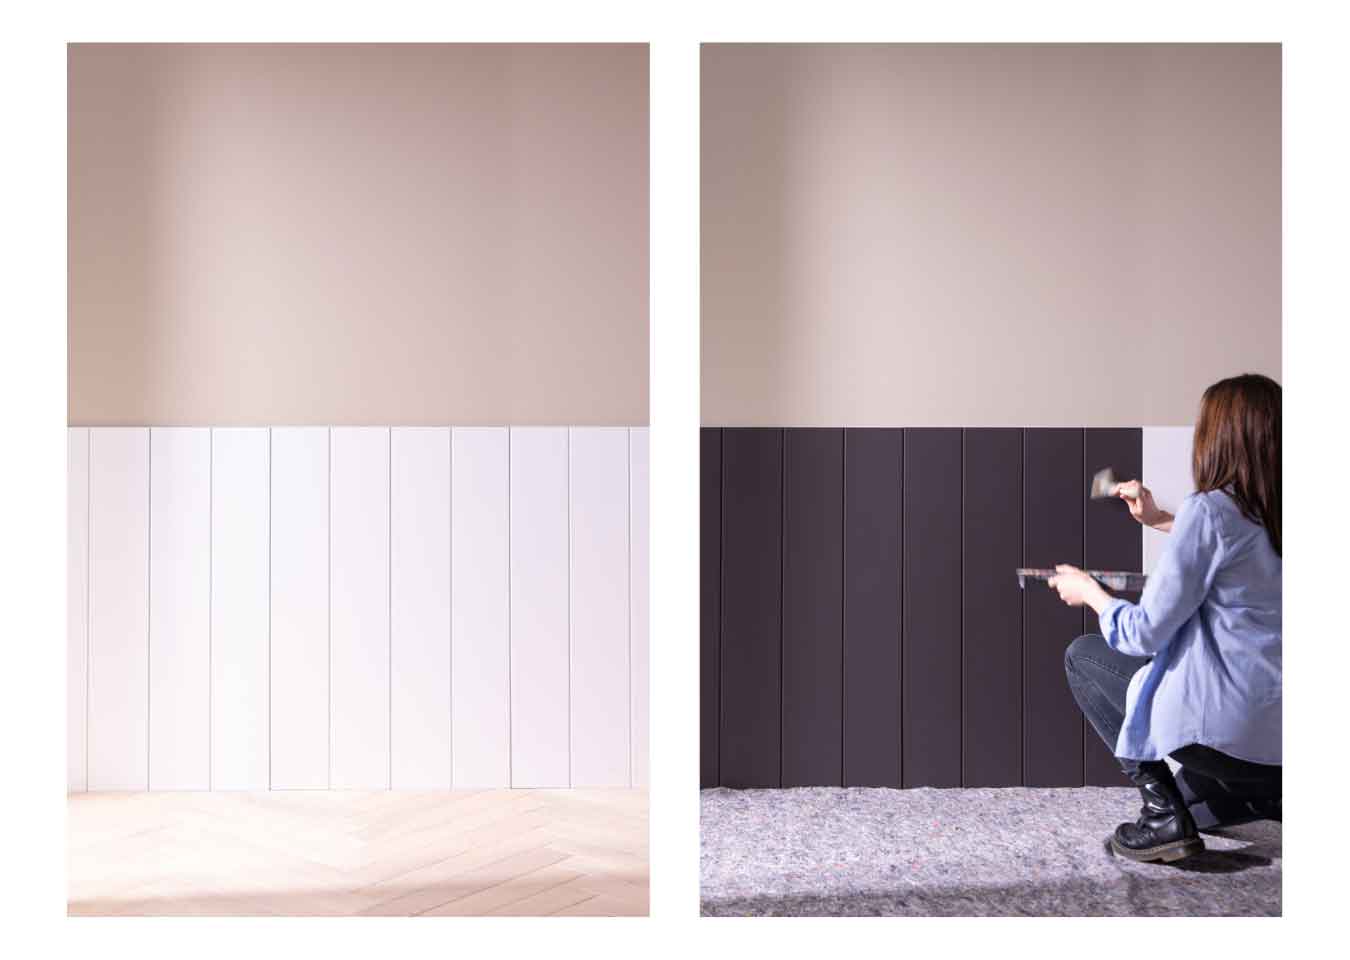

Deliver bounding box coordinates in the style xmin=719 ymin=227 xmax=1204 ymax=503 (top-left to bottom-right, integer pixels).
xmin=68 ymin=426 xmax=648 ymax=792
xmin=88 ymin=428 xmax=150 ymax=791
xmin=210 ymin=428 xmax=270 ymax=790
xmin=330 ymin=427 xmax=392 ymax=789
xmin=569 ymin=427 xmax=631 ymax=787
xmin=509 ymin=428 xmax=572 ymax=788
xmin=628 ymin=428 xmax=650 ymax=787
xmin=67 ymin=429 xmax=89 ymax=792
xmin=148 ymin=428 xmax=212 ymax=790
xmin=270 ymin=427 xmax=330 ymax=790
xmin=390 ymin=428 xmax=452 ymax=789
xmin=451 ymin=428 xmax=511 ymax=787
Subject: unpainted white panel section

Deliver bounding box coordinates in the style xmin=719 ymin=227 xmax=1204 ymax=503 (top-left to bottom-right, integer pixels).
xmin=569 ymin=428 xmax=631 ymax=786
xmin=269 ymin=427 xmax=330 ymax=790
xmin=629 ymin=428 xmax=650 ymax=787
xmin=329 ymin=427 xmax=391 ymax=790
xmin=88 ymin=428 xmax=150 ymax=790
xmin=509 ymin=428 xmax=571 ymax=787
xmin=390 ymin=427 xmax=452 ymax=789
xmin=68 ymin=428 xmax=90 ymax=792
xmin=451 ymin=428 xmax=511 ymax=788
xmin=149 ymin=428 xmax=211 ymax=790
xmin=1143 ymin=426 xmax=1195 ymax=574
xmin=210 ymin=428 xmax=271 ymax=790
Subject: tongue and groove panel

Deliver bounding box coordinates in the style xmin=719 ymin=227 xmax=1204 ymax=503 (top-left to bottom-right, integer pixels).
xmin=702 ymin=425 xmax=1145 ymax=789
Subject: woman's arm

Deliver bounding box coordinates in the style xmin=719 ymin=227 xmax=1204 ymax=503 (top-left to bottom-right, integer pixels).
xmin=1045 ymin=566 xmax=1114 ymax=614
xmin=1048 ymin=494 xmax=1225 ymax=657
xmin=1113 ymin=480 xmax=1174 ymax=533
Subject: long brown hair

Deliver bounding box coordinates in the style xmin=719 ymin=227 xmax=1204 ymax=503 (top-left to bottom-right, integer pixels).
xmin=1192 ymin=373 xmax=1281 ymax=555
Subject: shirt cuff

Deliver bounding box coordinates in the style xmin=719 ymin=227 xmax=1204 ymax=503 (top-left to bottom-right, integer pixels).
xmin=1097 ymin=598 xmax=1131 ymax=648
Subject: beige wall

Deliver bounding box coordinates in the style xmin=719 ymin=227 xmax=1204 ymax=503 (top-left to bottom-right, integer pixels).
xmin=702 ymin=44 xmax=1280 ymax=426
xmin=69 ymin=44 xmax=648 ymax=426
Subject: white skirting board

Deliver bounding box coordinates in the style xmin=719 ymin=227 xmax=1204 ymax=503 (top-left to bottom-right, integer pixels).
xmin=67 ymin=426 xmax=649 ymax=792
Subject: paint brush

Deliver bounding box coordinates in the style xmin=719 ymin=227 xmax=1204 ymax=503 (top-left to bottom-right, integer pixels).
xmin=1089 ymin=467 xmax=1117 ymax=500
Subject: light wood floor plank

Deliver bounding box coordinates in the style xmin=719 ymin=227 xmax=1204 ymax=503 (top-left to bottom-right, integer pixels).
xmin=486 ymin=876 xmax=599 ymax=916
xmin=422 ymin=863 xmax=583 ymax=916
xmin=69 ymin=790 xmax=646 ymax=917
xmin=552 ymin=893 xmax=646 ymax=917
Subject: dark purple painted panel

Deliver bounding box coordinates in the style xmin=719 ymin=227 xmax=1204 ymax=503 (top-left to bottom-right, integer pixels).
xmin=962 ymin=429 xmax=1024 ymax=787
xmin=1023 ymin=429 xmax=1085 ymax=787
xmin=1083 ymin=428 xmax=1143 ymax=787
xmin=782 ymin=429 xmax=845 ymax=786
xmin=842 ymin=429 xmax=903 ymax=787
xmin=719 ymin=428 xmax=783 ymax=788
xmin=701 ymin=428 xmax=722 ymax=788
xmin=902 ymin=429 xmax=963 ymax=788
xmin=705 ymin=423 xmax=1150 ymax=793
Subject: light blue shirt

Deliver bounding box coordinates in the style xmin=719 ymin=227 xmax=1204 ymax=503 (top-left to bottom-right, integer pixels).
xmin=1099 ymin=489 xmax=1281 ymax=765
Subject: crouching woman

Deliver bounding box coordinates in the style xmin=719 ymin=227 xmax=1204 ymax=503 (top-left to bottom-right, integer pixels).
xmin=1049 ymin=373 xmax=1281 ymax=863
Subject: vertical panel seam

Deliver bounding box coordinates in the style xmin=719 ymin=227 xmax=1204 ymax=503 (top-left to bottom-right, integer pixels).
xmin=1081 ymin=427 xmax=1088 ymax=786
xmin=146 ymin=428 xmax=152 ymax=790
xmin=778 ymin=429 xmax=785 ymax=788
xmin=627 ymin=428 xmax=633 ymax=787
xmin=267 ymin=428 xmax=273 ymax=791
xmin=898 ymin=430 xmax=905 ymax=787
xmin=389 ymin=429 xmax=396 ymax=787
xmin=1020 ymin=429 xmax=1027 ymax=787
xmin=265 ymin=431 xmax=270 ymax=789
xmin=955 ymin=434 xmax=966 ymax=788
xmin=327 ymin=427 xmax=332 ymax=790
xmin=453 ymin=429 xmax=459 ymax=788
xmin=567 ymin=428 xmax=573 ymax=788
xmin=718 ymin=429 xmax=729 ymax=788
xmin=85 ymin=428 xmax=91 ymax=790
xmin=840 ymin=430 xmax=847 ymax=786
xmin=208 ymin=429 xmax=213 ymax=791
xmin=504 ymin=429 xmax=507 ymax=788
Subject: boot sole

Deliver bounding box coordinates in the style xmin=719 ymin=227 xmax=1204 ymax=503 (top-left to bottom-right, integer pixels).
xmin=1110 ymin=835 xmax=1204 ymax=863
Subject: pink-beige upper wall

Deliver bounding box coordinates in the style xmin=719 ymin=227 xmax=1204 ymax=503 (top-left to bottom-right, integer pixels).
xmin=69 ymin=44 xmax=648 ymax=426
xmin=702 ymin=43 xmax=1281 ymax=426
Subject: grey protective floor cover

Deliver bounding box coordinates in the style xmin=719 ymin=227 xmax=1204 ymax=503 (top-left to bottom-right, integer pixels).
xmin=700 ymin=787 xmax=1280 ymax=916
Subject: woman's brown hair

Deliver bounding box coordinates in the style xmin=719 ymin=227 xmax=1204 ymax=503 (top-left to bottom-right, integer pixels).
xmin=1192 ymin=373 xmax=1281 ymax=555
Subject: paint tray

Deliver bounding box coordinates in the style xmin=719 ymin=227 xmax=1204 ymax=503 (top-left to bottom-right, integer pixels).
xmin=1015 ymin=568 xmax=1147 ymax=592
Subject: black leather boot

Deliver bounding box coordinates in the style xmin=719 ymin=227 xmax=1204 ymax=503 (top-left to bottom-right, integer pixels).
xmin=1111 ymin=775 xmax=1205 ymax=863
xmin=1249 ymin=797 xmax=1281 ymax=823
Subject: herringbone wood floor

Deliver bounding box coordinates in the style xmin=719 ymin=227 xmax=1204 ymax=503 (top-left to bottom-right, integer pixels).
xmin=68 ymin=789 xmax=647 ymax=916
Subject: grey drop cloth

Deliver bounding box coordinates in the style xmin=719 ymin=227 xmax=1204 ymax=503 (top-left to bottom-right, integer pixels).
xmin=701 ymin=787 xmax=1280 ymax=916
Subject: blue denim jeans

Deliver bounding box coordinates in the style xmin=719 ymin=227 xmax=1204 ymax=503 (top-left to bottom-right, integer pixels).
xmin=1064 ymin=633 xmax=1281 ymax=828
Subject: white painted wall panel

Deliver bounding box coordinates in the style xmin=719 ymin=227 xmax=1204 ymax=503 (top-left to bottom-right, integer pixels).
xmin=451 ymin=428 xmax=511 ymax=787
xmin=74 ymin=421 xmax=642 ymax=793
xmin=569 ymin=428 xmax=631 ymax=786
xmin=330 ymin=428 xmax=391 ymax=790
xmin=391 ymin=428 xmax=452 ymax=789
xmin=68 ymin=428 xmax=89 ymax=792
xmin=509 ymin=428 xmax=571 ymax=787
xmin=211 ymin=428 xmax=270 ymax=790
xmin=270 ymin=428 xmax=330 ymax=790
xmin=1143 ymin=426 xmax=1195 ymax=574
xmin=629 ymin=428 xmax=649 ymax=787
xmin=88 ymin=428 xmax=150 ymax=790
xmin=148 ymin=428 xmax=211 ymax=790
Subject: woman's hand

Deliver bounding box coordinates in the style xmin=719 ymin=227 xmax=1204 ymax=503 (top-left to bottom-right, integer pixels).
xmin=1112 ymin=479 xmax=1174 ymax=532
xmin=1047 ymin=564 xmax=1112 ymax=614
